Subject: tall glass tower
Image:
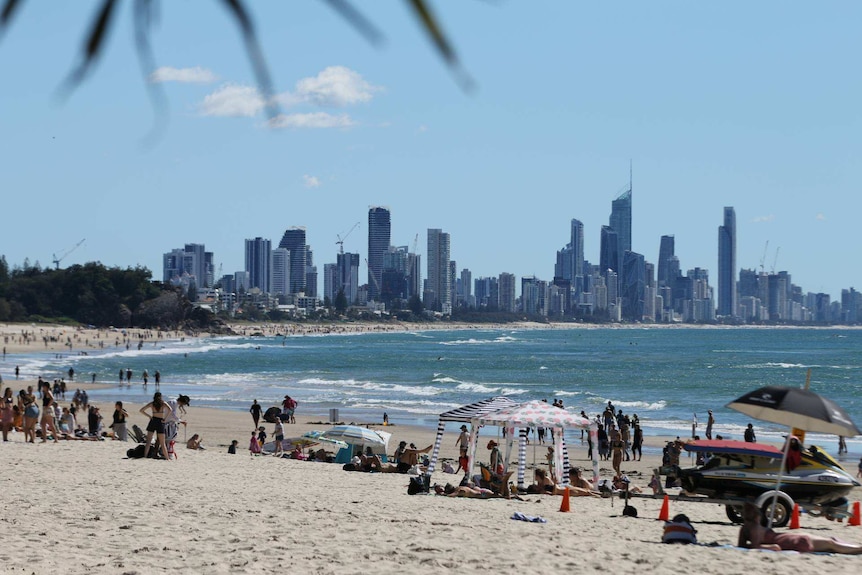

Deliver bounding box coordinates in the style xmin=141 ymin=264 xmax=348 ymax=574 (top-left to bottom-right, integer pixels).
xmin=718 ymin=207 xmax=737 ymax=317
xmin=657 ymin=235 xmax=675 ymax=287
xmin=367 ymin=206 xmax=391 ymax=301
xmin=278 ymin=227 xmax=307 ymax=294
xmin=609 ymin=185 xmax=632 ymax=269
xmin=570 ymin=218 xmax=585 ymax=283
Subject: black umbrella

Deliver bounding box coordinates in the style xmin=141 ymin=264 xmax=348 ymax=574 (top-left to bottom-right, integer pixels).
xmin=726 ymin=385 xmax=861 ymax=527
xmin=726 ymin=386 xmax=861 ymax=437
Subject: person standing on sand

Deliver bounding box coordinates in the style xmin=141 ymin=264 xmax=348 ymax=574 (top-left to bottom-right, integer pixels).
xmin=39 ymin=381 xmax=60 ymax=443
xmin=273 ymin=418 xmax=285 ymax=457
xmin=250 ymin=399 xmax=262 ymax=429
xmin=19 ymin=388 xmax=38 ymax=443
xmin=744 ymin=423 xmax=756 ymax=443
xmin=164 ymin=394 xmax=190 ymax=445
xmin=112 ymin=401 xmax=128 ymax=441
xmin=456 ymin=424 xmax=470 ymax=472
xmin=705 ymin=410 xmax=714 ymax=440
xmin=140 ymin=392 xmax=170 ymax=460
xmin=610 ymin=425 xmax=624 ymax=476
xmin=632 ymin=423 xmax=643 ymax=461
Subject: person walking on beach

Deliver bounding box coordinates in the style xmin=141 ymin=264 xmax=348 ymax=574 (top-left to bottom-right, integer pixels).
xmin=154 ymin=370 xmax=161 ymax=388
xmin=632 ymin=423 xmax=643 ymax=461
xmin=250 ymin=400 xmax=262 ymax=429
xmin=705 ymin=410 xmax=715 ymax=440
xmin=140 ymin=392 xmax=171 ymax=460
xmin=610 ymin=425 xmax=624 ymax=476
xmin=838 ymin=436 xmax=848 ymax=455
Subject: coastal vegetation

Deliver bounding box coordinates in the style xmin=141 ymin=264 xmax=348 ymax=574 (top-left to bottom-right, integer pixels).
xmin=0 ymin=257 xmax=218 ymax=330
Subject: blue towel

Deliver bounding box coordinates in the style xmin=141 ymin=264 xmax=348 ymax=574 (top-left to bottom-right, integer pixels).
xmin=511 ymin=512 xmax=547 ymax=523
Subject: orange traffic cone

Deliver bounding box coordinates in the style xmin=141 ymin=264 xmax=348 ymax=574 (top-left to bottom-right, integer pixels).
xmin=559 ymin=487 xmax=571 ymax=512
xmin=789 ymin=504 xmax=800 ymax=529
xmin=850 ymin=502 xmax=861 ymax=526
xmin=658 ymin=495 xmax=670 ymax=521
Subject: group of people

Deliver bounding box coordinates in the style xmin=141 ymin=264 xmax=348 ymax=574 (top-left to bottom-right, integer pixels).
xmin=0 ymin=382 xmax=120 ymax=442
xmin=119 ymin=368 xmax=161 ymax=387
xmin=138 ymin=393 xmax=191 ymax=459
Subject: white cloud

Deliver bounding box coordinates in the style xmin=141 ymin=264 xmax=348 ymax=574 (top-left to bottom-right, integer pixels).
xmin=267 ymin=112 xmax=355 ymax=129
xmin=199 ymin=84 xmax=266 ymax=117
xmin=752 ymin=214 xmax=775 ymax=223
xmin=150 ymin=66 xmax=218 ymax=84
xmin=303 ymin=175 xmax=321 ymax=189
xmin=294 ymin=66 xmax=380 ymax=107
xmin=816 ymin=213 xmax=827 ymax=221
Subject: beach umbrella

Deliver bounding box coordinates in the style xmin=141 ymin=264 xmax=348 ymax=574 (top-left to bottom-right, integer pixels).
xmin=726 ymin=386 xmax=861 ymax=438
xmin=726 ymin=385 xmax=861 ymax=527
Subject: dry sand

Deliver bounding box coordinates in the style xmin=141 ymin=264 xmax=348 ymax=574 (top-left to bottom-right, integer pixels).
xmin=2 ymin=323 xmax=862 ymax=573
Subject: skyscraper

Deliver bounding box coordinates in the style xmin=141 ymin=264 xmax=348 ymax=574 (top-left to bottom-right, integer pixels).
xmin=718 ymin=207 xmax=737 ymax=317
xmin=570 ymin=218 xmax=585 ymax=291
xmin=657 ymin=235 xmax=675 ymax=287
xmin=367 ymin=206 xmax=391 ymax=301
xmin=278 ymin=227 xmax=307 ymax=294
xmin=609 ymin=184 xmax=632 ymax=269
xmin=599 ymin=225 xmax=619 ymax=278
xmin=337 ymin=252 xmax=360 ymax=304
xmin=244 ymin=237 xmax=271 ymax=292
xmin=426 ymin=228 xmax=451 ymax=312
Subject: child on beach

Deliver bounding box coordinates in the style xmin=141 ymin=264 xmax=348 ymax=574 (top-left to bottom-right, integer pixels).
xmin=228 ymin=440 xmax=238 ymax=454
xmin=249 ymin=431 xmax=261 ymax=455
xmin=257 ymin=426 xmax=267 ymax=449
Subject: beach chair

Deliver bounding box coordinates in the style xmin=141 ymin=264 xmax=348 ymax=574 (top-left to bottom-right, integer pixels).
xmin=130 ymin=424 xmax=147 ymax=444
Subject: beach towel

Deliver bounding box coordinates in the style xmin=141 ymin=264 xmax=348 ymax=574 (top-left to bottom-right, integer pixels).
xmin=511 ymin=512 xmax=547 ymax=523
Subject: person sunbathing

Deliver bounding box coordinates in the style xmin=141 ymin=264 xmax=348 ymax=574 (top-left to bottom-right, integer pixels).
xmin=434 ymin=476 xmax=521 ymax=500
xmin=738 ymin=503 xmax=862 ymax=554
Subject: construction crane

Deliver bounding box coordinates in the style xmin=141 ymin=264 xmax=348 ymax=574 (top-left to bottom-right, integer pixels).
xmin=771 ymin=247 xmax=781 ymax=274
xmin=336 ymin=221 xmax=361 ymax=254
xmin=52 ymin=238 xmax=86 ymax=269
xmin=759 ymin=241 xmax=769 ymax=274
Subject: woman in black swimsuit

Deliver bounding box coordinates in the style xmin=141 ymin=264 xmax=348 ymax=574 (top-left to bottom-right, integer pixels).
xmin=140 ymin=392 xmax=170 ymax=460
xmin=39 ymin=381 xmax=60 ymax=443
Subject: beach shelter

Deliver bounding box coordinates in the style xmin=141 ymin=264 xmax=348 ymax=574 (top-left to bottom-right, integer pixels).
xmin=321 ymin=425 xmax=392 ymax=463
xmin=472 ymin=400 xmax=597 ymax=490
xmin=426 ymin=396 xmax=519 ymax=476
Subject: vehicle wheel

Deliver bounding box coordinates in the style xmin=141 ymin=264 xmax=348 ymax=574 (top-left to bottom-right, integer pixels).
xmin=725 ymin=505 xmax=743 ymax=524
xmin=762 ymin=498 xmax=791 ymax=528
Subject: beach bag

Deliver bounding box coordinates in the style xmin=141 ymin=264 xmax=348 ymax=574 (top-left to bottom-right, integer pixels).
xmin=662 ymin=514 xmax=697 ymax=544
xmin=407 ymin=475 xmax=429 ymax=495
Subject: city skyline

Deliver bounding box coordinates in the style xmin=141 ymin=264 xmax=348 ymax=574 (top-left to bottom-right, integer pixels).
xmin=2 ymin=3 xmax=861 ymax=298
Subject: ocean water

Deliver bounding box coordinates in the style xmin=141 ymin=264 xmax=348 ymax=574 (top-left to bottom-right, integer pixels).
xmin=13 ymin=327 xmax=862 ymax=455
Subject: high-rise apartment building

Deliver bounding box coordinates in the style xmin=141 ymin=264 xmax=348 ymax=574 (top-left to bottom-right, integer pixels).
xmin=278 ymin=227 xmax=307 ymax=294
xmin=621 ymin=250 xmax=645 ymax=321
xmin=163 ymin=243 xmax=212 ymax=289
xmin=425 ymin=228 xmax=451 ymax=312
xmin=718 ymin=207 xmax=737 ymax=317
xmin=337 ymin=252 xmax=360 ymax=304
xmin=367 ymin=206 xmax=391 ymax=301
xmin=244 ymin=237 xmax=271 ymax=292
xmin=570 ymin=218 xmax=585 ymax=285
xmin=498 ymin=272 xmax=516 ymax=313
xmin=270 ymin=248 xmax=290 ymax=296
xmin=599 ymin=226 xmax=619 ymax=278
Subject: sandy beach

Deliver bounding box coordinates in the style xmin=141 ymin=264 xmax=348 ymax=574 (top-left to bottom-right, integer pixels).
xmin=2 ymin=323 xmax=862 ymax=574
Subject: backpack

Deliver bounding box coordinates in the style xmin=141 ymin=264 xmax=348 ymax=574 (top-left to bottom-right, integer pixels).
xmin=407 ymin=475 xmax=430 ymax=495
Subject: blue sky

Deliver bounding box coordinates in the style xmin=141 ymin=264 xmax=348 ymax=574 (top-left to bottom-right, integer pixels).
xmin=1 ymin=1 xmax=860 ymax=299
